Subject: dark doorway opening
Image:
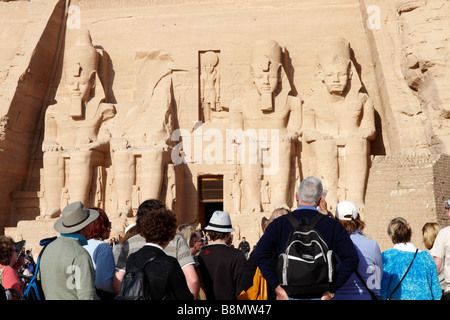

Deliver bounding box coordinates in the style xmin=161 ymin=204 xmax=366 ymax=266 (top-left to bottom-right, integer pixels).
xmin=198 ymin=175 xmax=223 ymax=227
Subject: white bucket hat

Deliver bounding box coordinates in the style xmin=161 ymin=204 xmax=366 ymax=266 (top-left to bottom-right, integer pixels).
xmin=335 ymin=200 xmax=359 ymax=221
xmin=205 ymin=211 xmax=235 ymax=233
xmin=54 ymin=201 xmax=99 ymax=234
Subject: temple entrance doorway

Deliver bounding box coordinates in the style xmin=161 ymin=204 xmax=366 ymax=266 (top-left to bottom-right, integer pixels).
xmin=198 ymin=175 xmax=223 ymax=228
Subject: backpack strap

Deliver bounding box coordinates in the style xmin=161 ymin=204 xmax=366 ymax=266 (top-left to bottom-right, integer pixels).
xmin=309 ymin=212 xmax=325 ymax=228
xmin=23 ymin=236 xmax=57 ymax=300
xmin=285 ymin=213 xmax=300 ymax=229
xmin=355 ymin=271 xmax=378 ymax=300
xmin=285 ymin=212 xmax=325 ymax=229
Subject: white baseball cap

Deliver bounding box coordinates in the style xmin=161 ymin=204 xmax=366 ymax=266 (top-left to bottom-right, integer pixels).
xmin=335 ymin=201 xmax=359 ymax=221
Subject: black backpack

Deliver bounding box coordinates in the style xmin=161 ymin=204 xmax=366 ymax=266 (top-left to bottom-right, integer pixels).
xmin=22 ymin=236 xmax=57 ymax=300
xmin=115 ymin=254 xmax=155 ymax=300
xmin=277 ymin=213 xmax=335 ymax=296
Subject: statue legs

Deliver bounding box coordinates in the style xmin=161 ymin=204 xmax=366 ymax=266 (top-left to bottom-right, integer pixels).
xmin=309 ymin=140 xmax=339 ymax=210
xmin=113 ymin=149 xmax=135 ymax=217
xmin=343 ymin=139 xmax=370 ymax=211
xmin=41 ymin=152 xmax=65 ymax=218
xmin=267 ymin=139 xmax=291 ymax=211
xmin=112 ymin=147 xmax=165 ymax=217
xmin=140 ymin=148 xmax=165 ymax=201
xmin=309 ymin=139 xmax=369 ymax=211
xmin=68 ymin=150 xmax=94 ymax=205
xmin=241 ymin=162 xmax=262 ymax=213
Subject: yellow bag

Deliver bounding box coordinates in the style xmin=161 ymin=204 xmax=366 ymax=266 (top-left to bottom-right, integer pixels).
xmin=238 ymin=267 xmax=268 ymax=300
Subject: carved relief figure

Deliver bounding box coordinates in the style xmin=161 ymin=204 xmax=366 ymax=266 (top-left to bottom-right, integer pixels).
xmin=200 ymin=51 xmax=221 ymax=122
xmin=230 ymin=165 xmax=242 ymax=214
xmin=261 ymin=180 xmax=271 ymax=212
xmin=230 ymin=39 xmax=301 ymax=213
xmin=111 ymin=50 xmax=174 ymax=217
xmin=40 ymin=29 xmax=115 ymax=219
xmin=165 ymin=164 xmax=176 ymax=210
xmin=302 ymin=37 xmax=376 ymax=211
xmin=131 ymin=185 xmax=141 ymax=216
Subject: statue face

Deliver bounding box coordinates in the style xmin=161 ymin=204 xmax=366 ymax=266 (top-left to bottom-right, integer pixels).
xmin=252 ymin=69 xmax=279 ymax=95
xmin=319 ymin=61 xmax=351 ymax=95
xmin=64 ymin=64 xmax=95 ymax=102
xmin=251 ymin=56 xmax=281 ymax=95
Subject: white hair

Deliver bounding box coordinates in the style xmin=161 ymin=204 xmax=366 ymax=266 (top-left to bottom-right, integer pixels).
xmin=297 ymin=176 xmax=323 ymax=206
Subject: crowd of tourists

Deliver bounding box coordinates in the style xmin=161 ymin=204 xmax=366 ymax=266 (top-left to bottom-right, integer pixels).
xmin=0 ymin=176 xmax=448 ymax=301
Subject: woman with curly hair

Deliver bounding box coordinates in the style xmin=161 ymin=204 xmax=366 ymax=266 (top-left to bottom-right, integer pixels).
xmin=122 ymin=207 xmax=193 ymax=300
xmin=0 ymin=235 xmax=22 ymax=299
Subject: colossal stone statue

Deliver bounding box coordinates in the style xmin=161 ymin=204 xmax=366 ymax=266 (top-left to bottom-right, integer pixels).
xmin=40 ymin=29 xmax=116 ymax=219
xmin=111 ymin=50 xmax=174 ymax=217
xmin=230 ymin=39 xmax=301 ymax=213
xmin=302 ymin=36 xmax=376 ymax=211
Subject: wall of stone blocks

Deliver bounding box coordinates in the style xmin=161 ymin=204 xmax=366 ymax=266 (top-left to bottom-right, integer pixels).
xmin=364 ymin=154 xmax=450 ymax=252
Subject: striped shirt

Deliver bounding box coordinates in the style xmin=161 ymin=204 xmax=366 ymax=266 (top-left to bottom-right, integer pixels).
xmin=115 ymin=234 xmax=195 ymax=271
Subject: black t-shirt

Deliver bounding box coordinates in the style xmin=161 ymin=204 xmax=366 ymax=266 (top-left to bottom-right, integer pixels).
xmin=197 ymin=243 xmax=247 ymax=300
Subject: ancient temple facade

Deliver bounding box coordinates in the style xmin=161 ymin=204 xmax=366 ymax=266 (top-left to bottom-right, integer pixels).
xmin=1 ymin=0 xmax=449 ymax=253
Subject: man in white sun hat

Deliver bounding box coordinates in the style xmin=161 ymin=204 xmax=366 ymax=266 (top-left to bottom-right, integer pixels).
xmin=197 ymin=210 xmax=247 ymax=300
xmin=38 ymin=201 xmax=98 ymax=300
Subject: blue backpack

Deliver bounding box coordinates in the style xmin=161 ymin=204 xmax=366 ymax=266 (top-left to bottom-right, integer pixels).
xmin=22 ymin=237 xmax=57 ymax=300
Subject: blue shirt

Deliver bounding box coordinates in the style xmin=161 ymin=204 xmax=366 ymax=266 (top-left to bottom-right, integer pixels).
xmin=381 ymin=244 xmax=442 ymax=300
xmin=253 ymin=206 xmax=359 ymax=296
xmin=83 ymin=239 xmax=116 ymax=295
xmin=334 ymin=230 xmax=382 ymax=300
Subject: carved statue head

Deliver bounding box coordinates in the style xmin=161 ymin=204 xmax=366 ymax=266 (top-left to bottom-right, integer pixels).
xmin=250 ymin=39 xmax=283 ymax=111
xmin=316 ymin=37 xmax=353 ymax=96
xmin=64 ymin=29 xmax=99 ymax=118
xmin=250 ymin=39 xmax=282 ymax=95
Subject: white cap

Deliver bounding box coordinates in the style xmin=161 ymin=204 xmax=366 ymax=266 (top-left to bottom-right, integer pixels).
xmin=335 ymin=201 xmax=358 ymax=221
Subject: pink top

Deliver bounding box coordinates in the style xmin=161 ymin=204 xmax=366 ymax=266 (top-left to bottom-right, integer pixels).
xmin=0 ymin=265 xmax=22 ymax=299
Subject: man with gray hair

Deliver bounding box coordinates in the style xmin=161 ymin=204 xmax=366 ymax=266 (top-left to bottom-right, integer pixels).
xmin=296 ymin=176 xmax=323 ymax=206
xmin=253 ymin=176 xmax=359 ymax=300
